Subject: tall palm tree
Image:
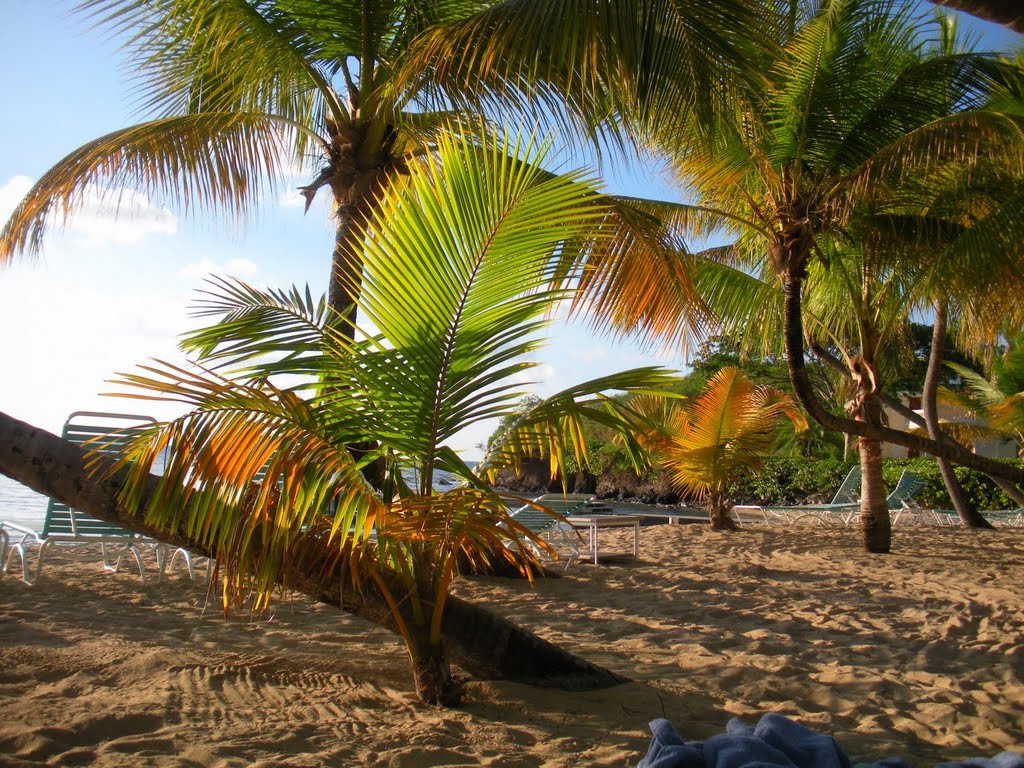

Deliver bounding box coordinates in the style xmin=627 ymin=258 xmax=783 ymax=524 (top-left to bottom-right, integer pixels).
xmin=101 ymin=128 xmax=680 ymax=704
xmin=0 ymin=0 xmax=767 ymax=326
xmin=574 ymin=0 xmax=1024 ymax=552
xmin=2 ymin=0 xmax=488 ymax=323
xmin=639 ymin=366 xmax=807 ymax=529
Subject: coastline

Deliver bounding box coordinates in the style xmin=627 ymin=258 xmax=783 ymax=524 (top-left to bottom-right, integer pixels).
xmin=1 ymin=525 xmax=1021 ymax=766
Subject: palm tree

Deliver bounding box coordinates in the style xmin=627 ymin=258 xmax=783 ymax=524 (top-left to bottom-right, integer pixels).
xmin=640 ymin=367 xmax=806 ymax=529
xmin=943 ymin=339 xmax=1024 ymax=453
xmin=3 ymin=0 xmax=477 ymax=323
xmin=0 ymin=0 xmax=768 ymax=327
xmin=100 ymin=128 xmax=680 ymax=704
xmin=567 ymin=0 xmax=1024 ymax=552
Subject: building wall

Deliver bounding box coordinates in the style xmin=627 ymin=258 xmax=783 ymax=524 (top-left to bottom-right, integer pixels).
xmin=880 ymin=400 xmax=1018 ymax=459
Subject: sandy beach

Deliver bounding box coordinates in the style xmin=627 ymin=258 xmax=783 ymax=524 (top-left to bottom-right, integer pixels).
xmin=1 ymin=525 xmax=1021 ymax=767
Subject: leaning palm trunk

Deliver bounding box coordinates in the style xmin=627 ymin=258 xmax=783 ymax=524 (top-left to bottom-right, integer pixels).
xmin=0 ymin=410 xmax=625 ymax=702
xmin=923 ymin=303 xmax=994 ymax=529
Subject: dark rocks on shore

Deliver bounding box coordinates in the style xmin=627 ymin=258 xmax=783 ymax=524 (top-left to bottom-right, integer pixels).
xmin=491 ymin=458 xmax=685 ymax=505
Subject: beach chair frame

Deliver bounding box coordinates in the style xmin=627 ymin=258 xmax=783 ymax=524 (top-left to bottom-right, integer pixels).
xmin=0 ymin=411 xmax=197 ymax=585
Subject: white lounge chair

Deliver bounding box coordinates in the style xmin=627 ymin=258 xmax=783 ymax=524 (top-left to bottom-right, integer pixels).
xmin=733 ymin=466 xmax=861 ymax=526
xmin=503 ymin=493 xmax=599 ymax=571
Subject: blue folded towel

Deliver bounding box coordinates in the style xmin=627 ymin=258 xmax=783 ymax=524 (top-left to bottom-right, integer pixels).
xmin=637 ymin=715 xmax=1024 ymax=768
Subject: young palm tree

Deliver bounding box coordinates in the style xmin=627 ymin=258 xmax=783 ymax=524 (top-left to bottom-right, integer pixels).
xmin=102 ymin=129 xmax=680 ymax=704
xmin=641 ymin=367 xmax=807 ymax=530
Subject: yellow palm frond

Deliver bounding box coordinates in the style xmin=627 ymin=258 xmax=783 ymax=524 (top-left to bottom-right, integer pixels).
xmin=0 ymin=113 xmax=292 ymax=262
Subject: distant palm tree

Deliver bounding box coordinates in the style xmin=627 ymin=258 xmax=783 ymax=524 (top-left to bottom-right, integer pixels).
xmin=637 ymin=367 xmax=806 ymax=530
xmin=104 ymin=129 xmax=679 ymax=704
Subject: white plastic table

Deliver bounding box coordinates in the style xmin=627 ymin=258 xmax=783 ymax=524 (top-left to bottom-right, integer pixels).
xmin=566 ymin=514 xmax=641 ymax=565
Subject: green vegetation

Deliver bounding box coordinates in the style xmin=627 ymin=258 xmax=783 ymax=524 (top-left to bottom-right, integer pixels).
xmin=106 ymin=130 xmax=679 ymax=704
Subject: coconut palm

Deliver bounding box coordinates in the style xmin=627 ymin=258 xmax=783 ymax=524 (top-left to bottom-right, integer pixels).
xmin=2 ymin=0 xmax=476 ymax=322
xmin=100 ymin=128 xmax=680 ymax=704
xmin=0 ymin=0 xmax=768 ymax=326
xmin=544 ymin=0 xmax=1024 ymax=552
xmin=641 ymin=366 xmax=807 ymax=529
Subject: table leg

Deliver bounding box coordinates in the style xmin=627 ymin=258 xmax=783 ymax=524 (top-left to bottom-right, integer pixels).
xmin=633 ymin=521 xmax=639 ymax=558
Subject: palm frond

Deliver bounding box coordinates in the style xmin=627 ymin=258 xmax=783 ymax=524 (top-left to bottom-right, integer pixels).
xmin=78 ymin=0 xmax=343 ymax=125
xmin=479 ymin=367 xmax=684 ymax=483
xmin=400 ymin=0 xmax=771 ymax=150
xmin=337 ymin=127 xmax=615 ymax=464
xmin=105 ymin=358 xmax=383 ymax=607
xmin=0 ymin=113 xmax=289 ymax=261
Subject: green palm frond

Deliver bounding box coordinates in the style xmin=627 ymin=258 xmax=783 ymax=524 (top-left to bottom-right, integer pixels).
xmin=689 ymin=255 xmax=785 ymax=357
xmin=335 ymin=128 xmax=617 ymax=470
xmin=401 ymin=0 xmax=771 ymax=148
xmin=479 ymin=367 xmax=684 ymax=483
xmin=78 ymin=0 xmax=342 ymax=125
xmin=181 ymin=275 xmax=331 ymax=380
xmin=0 ymin=113 xmax=293 ymax=261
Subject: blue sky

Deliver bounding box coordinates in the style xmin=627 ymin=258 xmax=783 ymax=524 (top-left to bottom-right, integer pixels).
xmin=1 ymin=2 xmax=1020 ymax=460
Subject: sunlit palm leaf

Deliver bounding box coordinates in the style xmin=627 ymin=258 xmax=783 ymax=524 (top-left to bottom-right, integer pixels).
xmin=336 ymin=128 xmax=617 ymax=470
xmin=479 ymin=367 xmax=684 ymax=482
xmin=402 ymin=0 xmax=771 ymax=147
xmin=0 ymin=113 xmax=290 ymax=261
xmin=661 ymin=367 xmax=805 ymax=498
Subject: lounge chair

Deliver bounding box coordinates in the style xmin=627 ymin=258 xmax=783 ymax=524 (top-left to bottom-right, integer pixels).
xmin=0 ymin=411 xmax=196 ymax=585
xmin=732 ymin=466 xmax=861 ymax=526
xmin=929 ymin=507 xmax=1024 ymax=527
xmin=885 ymin=470 xmax=929 ymax=524
xmin=504 ymin=493 xmax=597 ymax=571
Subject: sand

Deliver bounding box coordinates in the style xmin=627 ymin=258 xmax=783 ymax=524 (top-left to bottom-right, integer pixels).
xmin=0 ymin=525 xmax=1021 ymax=767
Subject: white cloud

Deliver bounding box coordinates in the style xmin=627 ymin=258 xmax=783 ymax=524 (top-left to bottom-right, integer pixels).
xmin=69 ymin=186 xmax=177 ymax=244
xmin=0 ymin=264 xmax=191 ymax=433
xmin=0 ymin=175 xmax=33 ymax=222
xmin=179 ymin=257 xmax=261 ymax=283
xmin=572 ymin=344 xmax=611 ymax=363
xmin=1 ymin=176 xmax=177 ymax=248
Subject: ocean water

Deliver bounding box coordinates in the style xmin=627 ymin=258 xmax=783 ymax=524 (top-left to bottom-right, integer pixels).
xmin=0 ymin=475 xmax=48 ymax=531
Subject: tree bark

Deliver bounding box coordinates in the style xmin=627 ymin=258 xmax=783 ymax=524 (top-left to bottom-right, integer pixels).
xmin=0 ymin=410 xmax=626 ymax=698
xmin=857 ymin=422 xmax=891 ymax=553
xmin=708 ymin=493 xmax=739 ymax=531
xmin=927 ymin=0 xmax=1024 ymax=34
xmin=813 ymin=342 xmax=1024 ymax=508
xmin=923 ymin=303 xmax=994 ymax=529
xmin=780 ymin=268 xmax=1024 ymax=485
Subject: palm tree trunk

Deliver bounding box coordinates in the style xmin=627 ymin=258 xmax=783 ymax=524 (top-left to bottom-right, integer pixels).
xmin=0 ymin=410 xmax=626 ymax=701
xmin=707 ymin=491 xmax=738 ymax=530
xmin=779 ymin=262 xmax=1024 ymax=486
xmin=328 ymin=204 xmax=362 ymax=330
xmin=923 ymin=302 xmax=994 ymax=529
xmin=857 ymin=397 xmax=892 ymax=553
